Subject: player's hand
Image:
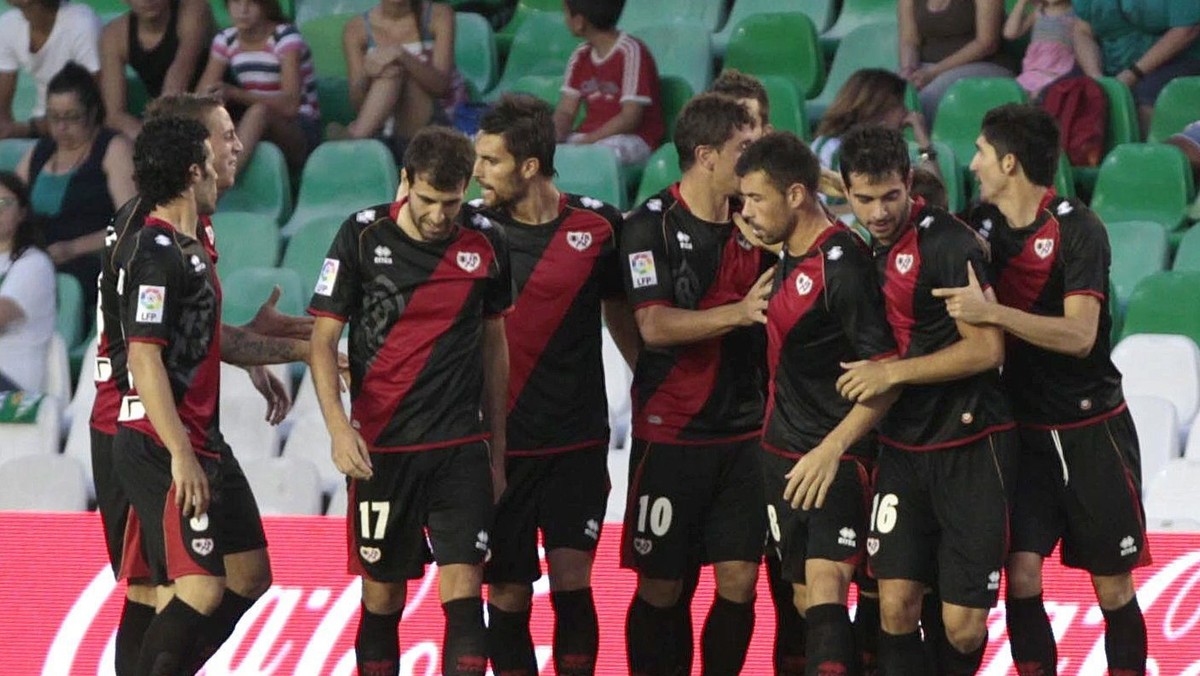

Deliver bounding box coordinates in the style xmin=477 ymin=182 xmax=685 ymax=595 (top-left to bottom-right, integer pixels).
xmin=931 ymin=263 xmax=992 ymax=325
xmin=171 ymin=451 xmax=210 ymax=518
xmin=247 ymin=365 xmax=292 ymax=425
xmin=837 ymin=359 xmax=895 ymax=402
xmin=783 ymin=444 xmax=842 ymax=511
xmin=819 ymin=168 xmax=846 ymax=200
xmin=332 ymin=426 xmax=373 ymax=480
xmin=245 ymin=285 xmax=315 ymax=340
xmin=738 ymin=266 xmax=776 ymax=326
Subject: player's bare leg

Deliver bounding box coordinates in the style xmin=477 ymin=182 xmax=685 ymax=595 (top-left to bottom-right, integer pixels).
xmin=359 ymin=579 xmax=408 ymax=676
xmin=940 ymin=603 xmax=990 ymax=674
xmin=1006 ymin=551 xmax=1057 ymax=675
xmin=804 ymin=559 xmax=859 ymax=674
xmin=1092 ymin=572 xmax=1146 ymax=676
xmin=702 ymin=560 xmax=758 ymax=675
xmin=878 ymin=578 xmax=929 ymax=674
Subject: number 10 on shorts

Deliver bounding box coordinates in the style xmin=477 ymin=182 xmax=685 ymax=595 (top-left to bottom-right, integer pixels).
xmin=636 ymin=495 xmax=673 ymax=536
xmin=870 ymin=493 xmax=898 ymax=534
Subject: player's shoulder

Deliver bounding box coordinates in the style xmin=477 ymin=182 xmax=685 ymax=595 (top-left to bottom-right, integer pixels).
xmin=919 ymin=204 xmax=980 ymax=248
xmin=821 ymin=227 xmax=872 ymax=267
xmin=128 ymin=221 xmax=186 ymax=267
xmin=1047 ymin=195 xmax=1105 ymax=236
xmin=563 ymin=192 xmax=623 ymax=227
xmin=626 ymin=187 xmax=680 ymax=228
xmin=460 ymin=207 xmax=509 ymax=252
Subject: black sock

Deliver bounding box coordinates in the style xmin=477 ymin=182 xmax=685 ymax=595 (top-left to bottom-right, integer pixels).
xmin=700 ymin=594 xmax=755 ymax=676
xmin=626 ymin=595 xmax=678 ymax=676
xmin=356 ymin=604 xmax=401 ymax=676
xmin=115 ymin=597 xmax=156 ymax=676
xmin=677 ymin=567 xmax=700 ymax=674
xmin=486 ymin=604 xmax=536 ymax=676
xmin=806 ymin=603 xmax=858 ymax=676
xmin=1006 ymin=594 xmax=1057 ymax=676
xmin=937 ymin=633 xmax=986 ymax=675
xmin=136 ymin=596 xmax=206 ymax=676
xmin=184 ymin=590 xmax=256 ymax=673
xmin=551 ymin=589 xmax=599 ymax=676
xmin=1102 ymin=597 xmax=1147 ymax=676
xmin=920 ymin=589 xmax=945 ymax=667
xmin=854 ymin=594 xmax=880 ymax=676
xmin=879 ymin=630 xmax=929 ymax=676
xmin=443 ymin=597 xmax=488 ymax=676
xmin=768 ymin=557 xmax=807 ymax=676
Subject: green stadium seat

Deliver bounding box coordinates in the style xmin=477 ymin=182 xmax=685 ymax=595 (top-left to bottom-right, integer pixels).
xmin=1073 ymin=76 xmax=1140 ymax=192
xmin=315 ymin=76 xmax=356 ymax=127
xmin=554 ymin=144 xmax=626 ymax=210
xmin=213 ymin=0 xmax=293 ymax=26
xmin=281 ymin=214 xmax=343 ymax=293
xmin=630 ymin=21 xmax=712 ymax=97
xmin=759 ymin=75 xmax=809 ymax=139
xmin=210 ymin=212 xmax=283 ymax=275
xmin=55 ymin=273 xmax=84 ymax=352
xmin=1120 ymin=271 xmax=1200 ymax=345
xmin=930 ymin=77 xmax=1026 ymax=186
xmin=455 ymin=12 xmax=497 ymax=97
xmin=1055 ymin=152 xmax=1075 ymax=200
xmin=1091 ymin=143 xmax=1194 ymax=234
xmin=299 ymin=13 xmax=352 ymax=80
xmin=1174 ymin=226 xmax=1200 ymax=272
xmin=495 ymin=3 xmax=555 ymax=59
xmin=294 ymin=0 xmax=360 ymax=26
xmin=909 ymin=140 xmax=964 ymax=214
xmin=217 ymin=142 xmax=292 ymax=224
xmin=12 ymin=71 xmax=37 ymax=121
xmin=124 ymin=66 xmax=150 ymax=117
xmin=221 ymin=267 xmax=305 ymax=327
xmin=659 ymin=76 xmax=692 ymax=145
xmin=819 ymin=0 xmax=896 ymax=57
xmin=508 ymin=74 xmax=562 ymax=106
xmin=282 ymin=139 xmax=398 ymax=237
xmin=619 ymin=1 xmax=724 ymax=32
xmin=79 ymin=0 xmax=125 ymax=21
xmin=1107 ymin=221 xmax=1169 ymax=310
xmin=487 ymin=10 xmax=581 ymax=99
xmin=807 ymin=22 xmax=900 ymax=123
xmin=0 ymin=138 xmax=33 ymax=172
xmin=1149 ymin=77 xmax=1200 ymax=144
xmin=724 ymin=12 xmax=825 ymax=101
xmin=634 ymin=143 xmax=681 ymax=207
xmin=713 ymin=0 xmax=837 ymax=55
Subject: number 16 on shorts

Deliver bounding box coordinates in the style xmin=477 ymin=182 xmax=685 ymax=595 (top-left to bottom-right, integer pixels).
xmin=867 ymin=493 xmax=898 ymax=556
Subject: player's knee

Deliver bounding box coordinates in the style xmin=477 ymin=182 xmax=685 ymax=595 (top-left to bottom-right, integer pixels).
xmin=943 ymin=616 xmax=987 ymax=653
xmin=713 ymin=561 xmax=758 ymax=603
xmin=547 ymin=550 xmax=594 ymax=592
xmin=231 ymin=567 xmax=272 ymax=600
xmin=1006 ymin=552 xmax=1044 ymax=598
xmin=636 ymin=577 xmax=683 ymax=607
xmin=804 ymin=562 xmax=854 ymax=608
xmin=438 ymin=563 xmax=484 ymax=603
xmin=488 ymin=583 xmax=533 ymax=612
xmin=1092 ymin=572 xmax=1136 ymax=610
xmin=361 ymin=581 xmax=407 ymax=615
xmin=878 ymin=593 xmax=922 ymax=633
xmin=175 ymin=576 xmax=226 ymax=615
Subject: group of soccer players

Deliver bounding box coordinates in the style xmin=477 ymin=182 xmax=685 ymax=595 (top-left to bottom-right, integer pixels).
xmin=90 ymin=75 xmax=1150 ymax=676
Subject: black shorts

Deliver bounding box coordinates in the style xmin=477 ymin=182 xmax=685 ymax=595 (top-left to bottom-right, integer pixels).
xmin=92 ymin=428 xmax=137 ymax=576
xmin=485 ymin=445 xmax=610 ymax=585
xmin=1011 ymin=408 xmax=1150 ymax=575
xmin=867 ymin=430 xmax=1017 ymax=609
xmin=347 ymin=441 xmax=494 ymax=582
xmin=621 ymin=437 xmax=766 ymax=578
xmin=112 ymin=428 xmax=267 ymax=586
xmin=762 ymin=450 xmax=872 ymax=584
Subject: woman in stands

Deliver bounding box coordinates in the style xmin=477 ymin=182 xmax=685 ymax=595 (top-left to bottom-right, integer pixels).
xmin=100 ymin=0 xmax=215 ymax=138
xmin=899 ymin=0 xmax=1012 ymax=122
xmin=195 ymin=0 xmax=320 ymax=176
xmin=0 ymin=171 xmax=55 ymax=394
xmin=328 ymin=0 xmax=466 ymax=150
xmin=14 ymin=62 xmax=135 ymax=329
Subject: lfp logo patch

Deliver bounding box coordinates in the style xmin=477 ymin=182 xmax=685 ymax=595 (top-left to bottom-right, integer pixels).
xmin=136 ymin=285 xmax=165 ymax=324
xmin=628 ymin=251 xmax=657 ymax=289
xmin=314 ymin=258 xmax=339 ymax=297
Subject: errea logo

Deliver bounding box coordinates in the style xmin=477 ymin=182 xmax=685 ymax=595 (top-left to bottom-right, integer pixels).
xmin=356 ymin=208 xmax=376 ymax=224
xmin=1120 ymin=535 xmax=1138 ymax=556
xmin=373 ymin=245 xmax=393 ymax=264
xmin=827 ymin=245 xmax=843 ymax=261
xmin=676 ymin=231 xmax=693 ymax=250
xmin=584 ymin=519 xmax=600 ymax=541
xmin=987 ymin=570 xmax=1001 ymax=591
xmin=919 ymin=216 xmax=934 ymax=229
xmin=646 ymin=198 xmax=663 ymax=213
xmin=475 ymin=530 xmax=490 ymax=552
xmin=580 ymin=196 xmax=604 ymax=210
xmin=837 ymin=527 xmax=856 ymax=547
xmin=1056 ymin=201 xmax=1074 ymax=216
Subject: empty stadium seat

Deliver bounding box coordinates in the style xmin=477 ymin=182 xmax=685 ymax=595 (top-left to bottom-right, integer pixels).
xmin=488 ymin=10 xmax=581 ymax=99
xmin=1091 ymin=144 xmax=1194 ymax=234
xmin=314 ymin=76 xmax=356 ymax=128
xmin=209 ymin=212 xmax=283 ymax=274
xmin=241 ymin=456 xmax=323 ymax=515
xmin=807 ymin=22 xmax=900 ymax=123
xmin=1121 ymin=271 xmax=1200 ymax=345
xmin=221 ymin=267 xmax=306 ymax=327
xmin=282 ymin=139 xmax=398 ymax=237
xmin=554 ymin=144 xmax=627 ymax=210
xmin=714 ymin=0 xmax=837 ymax=56
xmin=634 ymin=143 xmax=681 ymax=208
xmin=1149 ymin=77 xmax=1200 ymax=144
xmin=62 ymin=339 xmax=98 ymax=495
xmin=0 ymin=138 xmax=33 ymax=173
xmin=43 ymin=334 xmax=70 ymax=418
xmin=819 ymin=0 xmax=896 ymax=55
xmin=760 ymin=75 xmax=810 ymax=139
xmin=659 ymin=76 xmax=692 ymax=144
xmin=1127 ymin=394 xmax=1181 ymax=489
xmin=1145 ymin=458 xmax=1200 ymax=521
xmin=509 ymin=74 xmax=563 ymax=106
xmin=1174 ymin=226 xmax=1200 ymax=272
xmin=55 ymin=273 xmax=84 ymax=353
xmin=217 ymin=142 xmax=292 ymax=224
xmin=0 ymin=398 xmax=62 ymax=465
xmin=931 ymin=77 xmax=1027 ymax=179
xmin=455 ymin=12 xmax=498 ymax=97
xmin=0 ymin=454 xmax=88 ymax=511
xmin=630 ymin=21 xmax=713 ymax=97
xmin=618 ymin=0 xmax=724 ymax=32
xmin=326 ymin=479 xmax=348 ymax=517
xmin=1113 ymin=334 xmax=1200 ymax=427
xmin=219 ymin=363 xmax=289 ymax=460
xmin=299 ymin=13 xmax=353 ymax=81
xmin=282 ymin=366 xmax=349 ymax=496
xmin=724 ymin=12 xmax=825 ymax=101
xmin=1107 ymin=221 xmax=1169 ymax=310
xmin=11 ymin=72 xmax=37 ymax=122
xmin=282 ymin=215 xmax=343 ymax=294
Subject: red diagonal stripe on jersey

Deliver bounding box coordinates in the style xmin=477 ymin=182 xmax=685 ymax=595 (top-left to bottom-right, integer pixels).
xmin=997 ymin=218 xmax=1059 ymax=313
xmin=883 ymin=226 xmax=918 ymax=357
xmin=764 ymin=259 xmax=826 ymax=432
xmin=507 ymin=217 xmax=607 ymax=412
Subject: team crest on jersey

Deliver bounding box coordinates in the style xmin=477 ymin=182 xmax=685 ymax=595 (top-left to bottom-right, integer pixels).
xmin=359 ymin=546 xmax=382 ymax=563
xmin=136 ymin=285 xmax=165 ymax=323
xmin=629 ymin=251 xmax=657 ymax=288
xmin=894 ymin=253 xmax=914 ymax=275
xmin=676 ymin=231 xmax=693 ymax=251
xmin=314 ymin=258 xmax=339 ymax=296
xmin=567 ymin=231 xmax=592 ymax=251
xmin=795 ymin=273 xmax=814 ymax=295
xmin=191 ymin=538 xmax=214 ymax=556
xmin=866 ymin=537 xmax=880 ymax=556
xmin=457 ymin=251 xmax=482 ymax=273
xmin=189 ymin=254 xmax=206 ymax=274
xmin=1034 ymin=238 xmax=1055 ymax=259
xmin=633 ymin=537 xmax=653 ymax=555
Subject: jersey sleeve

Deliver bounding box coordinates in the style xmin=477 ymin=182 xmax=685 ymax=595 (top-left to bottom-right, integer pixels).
xmin=1060 ymin=204 xmax=1110 ymax=301
xmin=0 ymin=12 xmax=18 ymax=72
xmin=561 ymin=44 xmax=587 ymax=96
xmin=926 ymin=216 xmax=993 ymax=292
xmin=273 ymin=24 xmax=306 ymax=56
xmin=121 ymin=238 xmax=185 ymax=345
xmin=0 ymin=250 xmax=55 ymax=320
xmin=307 ymin=217 xmax=362 ymax=322
xmin=597 ymin=204 xmax=626 ymax=299
xmin=67 ymin=6 xmax=102 ymax=73
xmin=482 ymin=224 xmax=514 ymax=318
xmin=619 ymin=207 xmax=675 ymax=309
xmin=209 ymin=29 xmax=233 ymax=63
xmin=826 ymin=243 xmax=898 ymax=361
xmin=620 ymin=39 xmax=656 ymax=105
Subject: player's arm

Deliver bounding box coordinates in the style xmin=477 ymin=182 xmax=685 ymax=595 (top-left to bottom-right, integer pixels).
xmin=635 ymin=266 xmax=773 ymax=347
xmin=481 ymin=315 xmax=509 ymax=501
xmin=943 ymin=284 xmax=1100 ymax=358
xmin=311 ymin=314 xmax=372 ymax=480
xmin=219 ymin=323 xmax=308 ymax=365
xmin=603 ymin=297 xmax=640 ymax=369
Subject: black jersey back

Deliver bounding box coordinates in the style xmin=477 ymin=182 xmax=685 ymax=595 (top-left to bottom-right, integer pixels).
xmin=307 ymin=201 xmax=513 ymax=452
xmin=479 ymin=194 xmax=624 ymax=455
xmin=874 ymin=199 xmax=1013 ymax=451
xmin=970 ymin=192 xmax=1125 ymax=427
xmin=764 ymin=225 xmax=896 ymax=458
xmin=620 ymin=185 xmax=769 ymax=444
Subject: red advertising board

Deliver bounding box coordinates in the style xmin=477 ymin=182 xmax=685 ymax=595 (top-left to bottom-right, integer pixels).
xmin=3 ymin=513 xmax=1199 ymax=675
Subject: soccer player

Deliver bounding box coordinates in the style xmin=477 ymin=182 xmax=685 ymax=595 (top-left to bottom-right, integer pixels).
xmin=618 ymin=92 xmax=769 ymax=675
xmin=308 ymin=126 xmax=510 ymax=676
xmin=93 ymin=92 xmax=310 ymax=676
xmin=710 ymin=69 xmax=770 ymax=135
xmin=736 ymin=131 xmax=900 ymax=675
xmin=949 ymin=104 xmax=1148 ymax=675
xmin=471 ymin=93 xmax=638 ymax=676
xmin=834 ymin=125 xmax=1016 ymax=675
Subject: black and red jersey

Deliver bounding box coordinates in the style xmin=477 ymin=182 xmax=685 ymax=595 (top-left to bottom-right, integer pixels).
xmin=93 ymin=198 xmax=218 ymax=436
xmin=969 ymin=191 xmax=1125 ymax=428
xmin=118 ymin=217 xmax=224 ymax=456
xmin=873 ymin=198 xmax=1013 ymax=451
xmin=763 ymin=224 xmax=896 ymax=459
xmin=480 ymin=193 xmax=624 ymax=455
xmin=620 ymin=184 xmax=769 ymax=444
xmin=307 ymin=200 xmax=514 ymax=452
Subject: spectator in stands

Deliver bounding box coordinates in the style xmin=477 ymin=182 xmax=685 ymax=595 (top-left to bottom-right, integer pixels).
xmin=710 ymin=68 xmax=771 ymax=135
xmin=15 ymin=63 xmax=134 ymax=327
xmin=1166 ymin=120 xmax=1200 ymax=182
xmin=328 ymin=0 xmax=467 ymax=149
xmin=195 ymin=0 xmax=320 ymax=176
xmin=1073 ymin=0 xmax=1200 ymax=134
xmin=899 ymin=0 xmax=1012 ymax=122
xmin=0 ymin=0 xmax=101 ymax=139
xmin=1004 ymin=0 xmax=1077 ymax=98
xmin=554 ymin=0 xmax=664 ymax=166
xmin=0 ymin=171 xmax=55 ymax=394
xmin=99 ymin=0 xmax=216 ymax=138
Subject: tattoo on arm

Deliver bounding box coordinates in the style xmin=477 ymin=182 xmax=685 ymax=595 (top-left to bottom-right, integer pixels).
xmin=219 ymin=324 xmax=308 ymax=366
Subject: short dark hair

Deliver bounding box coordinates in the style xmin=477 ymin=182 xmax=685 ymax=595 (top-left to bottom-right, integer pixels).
xmin=980 ymin=103 xmax=1061 ymax=188
xmin=402 ymin=126 xmax=475 ymax=192
xmin=0 ymin=171 xmax=42 ymax=260
xmin=673 ymin=93 xmax=753 ymax=172
xmin=224 ymin=0 xmax=286 ymax=22
xmin=838 ymin=125 xmax=911 ymax=187
xmin=710 ymin=69 xmax=770 ymax=126
xmin=735 ymin=131 xmax=820 ymax=197
xmin=565 ymin=0 xmax=624 ymax=30
xmin=134 ymin=117 xmax=211 ymax=207
xmin=479 ymin=94 xmax=556 ymax=178
xmin=910 ymin=167 xmax=948 ymax=210
xmin=144 ymin=93 xmax=225 ymax=126
xmin=47 ymin=61 xmax=104 ymax=128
